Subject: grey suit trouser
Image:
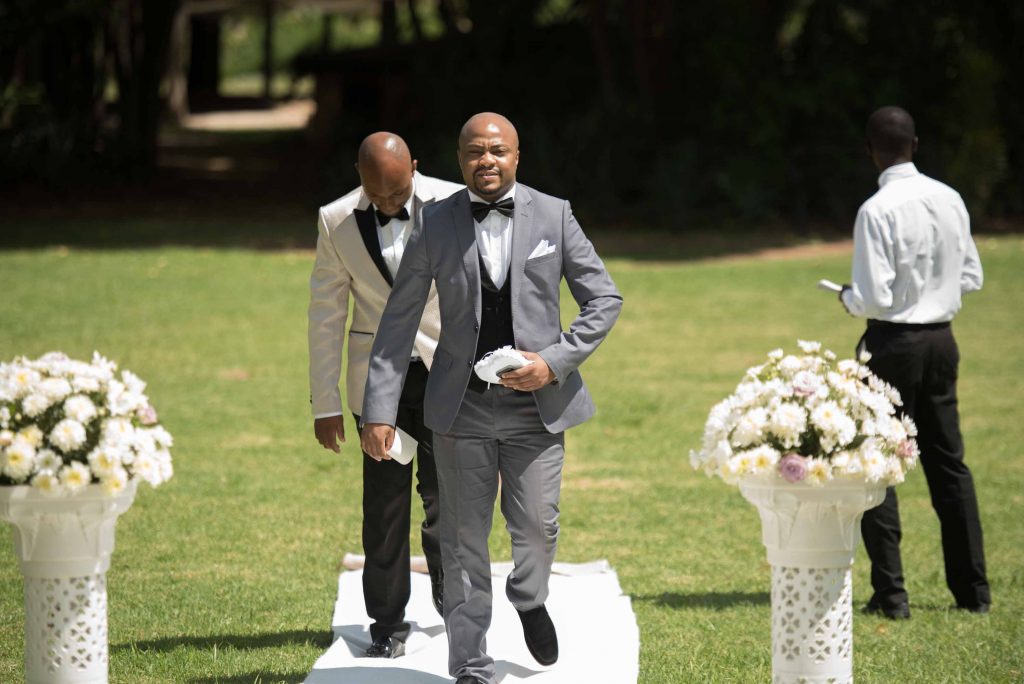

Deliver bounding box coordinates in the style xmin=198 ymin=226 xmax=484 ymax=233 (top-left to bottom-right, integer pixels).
xmin=433 ymin=384 xmax=564 ymax=684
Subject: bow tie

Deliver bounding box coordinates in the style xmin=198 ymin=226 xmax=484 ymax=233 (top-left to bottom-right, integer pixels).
xmin=470 ymin=198 xmax=515 ymax=223
xmin=375 ymin=206 xmax=410 ymax=226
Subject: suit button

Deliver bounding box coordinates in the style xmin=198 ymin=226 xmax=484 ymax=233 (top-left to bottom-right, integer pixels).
xmin=467 ymin=361 xmax=472 ymax=368
xmin=473 ymin=324 xmax=479 ymax=332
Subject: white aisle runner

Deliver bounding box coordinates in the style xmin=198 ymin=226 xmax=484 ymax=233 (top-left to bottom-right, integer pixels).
xmin=303 ymin=559 xmax=639 ymax=684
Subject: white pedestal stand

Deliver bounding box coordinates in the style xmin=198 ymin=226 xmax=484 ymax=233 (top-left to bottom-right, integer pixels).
xmin=739 ymin=479 xmax=885 ymax=684
xmin=0 ymin=481 xmax=138 ymax=684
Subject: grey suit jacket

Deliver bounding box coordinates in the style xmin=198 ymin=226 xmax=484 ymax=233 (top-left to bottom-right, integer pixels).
xmin=308 ymin=172 xmax=462 ymax=416
xmin=361 ymin=184 xmax=623 ymax=434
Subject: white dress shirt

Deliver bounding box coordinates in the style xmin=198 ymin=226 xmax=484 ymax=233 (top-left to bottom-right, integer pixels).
xmin=841 ymin=162 xmax=983 ymax=323
xmin=469 ymin=184 xmax=516 ymax=289
xmin=376 ymin=185 xmax=416 ymax=280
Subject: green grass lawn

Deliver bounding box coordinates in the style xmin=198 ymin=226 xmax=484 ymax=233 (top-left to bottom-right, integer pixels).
xmin=1 ymin=235 xmax=1022 ymax=683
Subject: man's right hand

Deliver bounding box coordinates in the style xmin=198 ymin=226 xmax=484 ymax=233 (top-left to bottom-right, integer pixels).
xmin=361 ymin=423 xmax=395 ymax=462
xmin=314 ymin=415 xmax=346 ymax=453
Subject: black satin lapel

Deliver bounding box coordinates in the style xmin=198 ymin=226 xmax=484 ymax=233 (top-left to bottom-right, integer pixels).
xmin=354 ymin=207 xmax=393 ymax=288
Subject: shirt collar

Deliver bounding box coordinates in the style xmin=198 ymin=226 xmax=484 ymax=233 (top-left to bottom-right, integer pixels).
xmin=467 ymin=183 xmax=517 ymax=206
xmin=371 ymin=177 xmax=416 ymax=226
xmin=878 ymin=162 xmax=919 ymax=188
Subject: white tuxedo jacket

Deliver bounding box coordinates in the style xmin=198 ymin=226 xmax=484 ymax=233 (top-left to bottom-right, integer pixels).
xmin=308 ymin=171 xmax=463 ymax=416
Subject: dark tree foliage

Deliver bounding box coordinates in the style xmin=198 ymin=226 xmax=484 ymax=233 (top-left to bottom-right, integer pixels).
xmin=0 ymin=0 xmax=180 ymax=182
xmin=1 ymin=0 xmax=1021 ymax=224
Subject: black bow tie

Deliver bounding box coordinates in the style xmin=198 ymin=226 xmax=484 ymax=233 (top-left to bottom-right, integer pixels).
xmin=375 ymin=206 xmax=410 ymax=226
xmin=470 ymin=198 xmax=515 ymax=223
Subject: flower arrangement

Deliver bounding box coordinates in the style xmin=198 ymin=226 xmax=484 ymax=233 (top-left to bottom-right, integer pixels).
xmin=690 ymin=340 xmax=918 ymax=486
xmin=0 ymin=352 xmax=173 ymax=496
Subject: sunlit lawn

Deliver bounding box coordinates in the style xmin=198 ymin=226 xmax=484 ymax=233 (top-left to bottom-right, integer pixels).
xmin=1 ymin=235 xmax=1021 ymax=683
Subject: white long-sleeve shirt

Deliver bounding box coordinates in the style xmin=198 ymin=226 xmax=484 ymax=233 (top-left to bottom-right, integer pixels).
xmin=841 ymin=162 xmax=983 ymax=323
xmin=469 ymin=184 xmax=516 ymax=289
xmin=376 ymin=185 xmax=416 ymax=280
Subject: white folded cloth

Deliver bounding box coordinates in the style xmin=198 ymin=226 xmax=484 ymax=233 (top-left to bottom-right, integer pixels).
xmin=528 ymin=240 xmax=557 ymax=259
xmin=474 ymin=346 xmax=533 ymax=384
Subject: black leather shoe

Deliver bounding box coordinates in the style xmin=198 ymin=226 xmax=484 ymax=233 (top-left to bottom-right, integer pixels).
xmin=430 ymin=568 xmax=444 ymax=616
xmin=516 ymin=604 xmax=558 ymax=665
xmin=955 ymin=602 xmax=991 ymax=614
xmin=365 ymin=635 xmax=405 ymax=658
xmin=864 ymin=597 xmax=911 ymax=620
xmin=455 ymin=677 xmax=480 ymax=684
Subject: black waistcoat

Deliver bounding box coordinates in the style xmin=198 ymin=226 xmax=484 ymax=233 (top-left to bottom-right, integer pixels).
xmin=474 ymin=254 xmax=515 ymax=363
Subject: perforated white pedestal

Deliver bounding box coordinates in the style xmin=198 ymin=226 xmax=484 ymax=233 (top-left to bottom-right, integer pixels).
xmin=740 ymin=479 xmax=885 ymax=684
xmin=0 ymin=482 xmax=137 ymax=684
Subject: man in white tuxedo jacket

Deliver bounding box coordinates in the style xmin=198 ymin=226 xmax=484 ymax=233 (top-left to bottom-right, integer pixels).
xmin=308 ymin=132 xmax=462 ymax=658
xmin=361 ymin=114 xmax=622 ymax=684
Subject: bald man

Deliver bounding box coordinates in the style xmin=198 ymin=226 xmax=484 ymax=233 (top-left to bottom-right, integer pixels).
xmin=839 ymin=106 xmax=990 ymax=619
xmin=308 ymin=132 xmax=462 ymax=657
xmin=360 ymin=113 xmax=622 ymax=684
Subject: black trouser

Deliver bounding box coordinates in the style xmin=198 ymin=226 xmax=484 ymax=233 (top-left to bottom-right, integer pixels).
xmin=858 ymin=321 xmax=990 ymax=609
xmin=353 ymin=359 xmax=442 ymax=642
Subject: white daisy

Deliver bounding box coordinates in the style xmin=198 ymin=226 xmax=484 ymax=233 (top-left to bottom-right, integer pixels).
xmin=30 ymin=471 xmax=64 ymax=496
xmin=50 ymin=419 xmax=87 ymax=453
xmin=64 ymin=395 xmax=98 ymax=424
xmin=59 ymin=462 xmax=92 ymax=493
xmin=2 ymin=438 xmax=36 ymax=481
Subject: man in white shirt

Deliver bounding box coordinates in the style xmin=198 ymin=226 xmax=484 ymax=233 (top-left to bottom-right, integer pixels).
xmin=840 ymin=106 xmax=990 ymax=618
xmin=308 ymin=132 xmax=462 ymax=657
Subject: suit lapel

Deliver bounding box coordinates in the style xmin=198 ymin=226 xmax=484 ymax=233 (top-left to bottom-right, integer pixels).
xmin=509 ymin=184 xmax=534 ymax=312
xmin=451 ymin=190 xmax=482 ymax=324
xmin=355 ymin=206 xmax=394 ymax=288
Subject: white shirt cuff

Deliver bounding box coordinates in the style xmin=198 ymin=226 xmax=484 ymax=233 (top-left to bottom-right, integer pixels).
xmin=314 ymin=411 xmax=343 ymax=419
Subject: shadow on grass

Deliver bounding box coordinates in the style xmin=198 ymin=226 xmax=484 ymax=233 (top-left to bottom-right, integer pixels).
xmin=187 ymin=672 xmax=308 ymax=684
xmin=633 ymin=590 xmax=770 ymax=610
xmin=113 ymin=629 xmax=333 ymax=654
xmin=0 ymin=215 xmax=857 ymax=263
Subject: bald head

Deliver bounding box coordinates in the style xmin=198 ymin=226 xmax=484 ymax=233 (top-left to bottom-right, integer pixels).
xmin=459 ymin=113 xmax=519 ymax=150
xmin=356 ymin=132 xmax=417 ymax=217
xmin=866 ymin=106 xmax=917 ymax=169
xmin=457 ymin=112 xmax=520 ymax=200
xmin=358 ymin=132 xmax=411 ymax=170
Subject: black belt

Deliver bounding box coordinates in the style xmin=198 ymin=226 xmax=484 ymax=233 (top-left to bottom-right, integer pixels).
xmin=867 ymin=319 xmax=951 ymax=331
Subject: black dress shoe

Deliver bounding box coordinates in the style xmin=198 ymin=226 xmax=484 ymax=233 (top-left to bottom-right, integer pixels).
xmin=430 ymin=568 xmax=444 ymax=616
xmin=864 ymin=597 xmax=911 ymax=620
xmin=455 ymin=677 xmax=481 ymax=684
xmin=365 ymin=635 xmax=405 ymax=658
xmin=955 ymin=602 xmax=991 ymax=614
xmin=516 ymin=604 xmax=558 ymax=666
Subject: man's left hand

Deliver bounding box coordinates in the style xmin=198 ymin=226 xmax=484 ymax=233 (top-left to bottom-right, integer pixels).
xmin=499 ymin=351 xmax=556 ymax=392
xmin=839 ymin=284 xmax=854 ymax=316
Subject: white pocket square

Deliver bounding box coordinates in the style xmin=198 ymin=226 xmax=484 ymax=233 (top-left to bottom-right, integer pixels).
xmin=528 ymin=240 xmax=557 ymax=259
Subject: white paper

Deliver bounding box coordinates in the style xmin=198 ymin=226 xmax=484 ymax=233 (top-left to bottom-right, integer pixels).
xmin=817 ymin=279 xmax=843 ymax=293
xmin=386 ymin=426 xmax=417 ymax=465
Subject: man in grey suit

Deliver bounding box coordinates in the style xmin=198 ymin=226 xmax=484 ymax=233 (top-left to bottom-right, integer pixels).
xmin=360 ymin=113 xmax=622 ymax=684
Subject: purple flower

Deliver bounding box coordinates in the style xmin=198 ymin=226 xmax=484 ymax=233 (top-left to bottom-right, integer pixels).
xmin=136 ymin=405 xmax=159 ymax=426
xmin=896 ymin=439 xmax=917 ymax=460
xmin=792 ymin=370 xmax=820 ymax=397
xmin=778 ymin=453 xmax=808 ymax=482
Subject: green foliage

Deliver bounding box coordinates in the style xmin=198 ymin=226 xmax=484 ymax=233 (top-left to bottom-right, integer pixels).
xmin=0 ymin=235 xmax=1021 ymax=681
